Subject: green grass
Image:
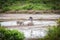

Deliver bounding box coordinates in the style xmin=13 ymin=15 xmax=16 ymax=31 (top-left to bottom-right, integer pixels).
xmin=0 ymin=0 xmax=60 ymax=12
xmin=0 ymin=26 xmax=25 ymax=40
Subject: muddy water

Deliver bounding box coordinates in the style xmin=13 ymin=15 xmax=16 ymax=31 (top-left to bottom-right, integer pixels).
xmin=0 ymin=20 xmax=57 ymax=26
xmin=7 ymin=26 xmax=48 ymax=38
xmin=0 ymin=20 xmax=56 ymax=38
xmin=0 ymin=14 xmax=60 ymax=38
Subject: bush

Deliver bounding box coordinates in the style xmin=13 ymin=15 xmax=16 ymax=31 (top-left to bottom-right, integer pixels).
xmin=57 ymin=18 xmax=60 ymax=27
xmin=0 ymin=27 xmax=25 ymax=40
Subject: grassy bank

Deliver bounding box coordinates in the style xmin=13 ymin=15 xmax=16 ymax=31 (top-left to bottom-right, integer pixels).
xmin=0 ymin=0 xmax=60 ymax=12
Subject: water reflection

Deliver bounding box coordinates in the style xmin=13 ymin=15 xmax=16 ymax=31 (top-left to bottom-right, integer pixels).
xmin=0 ymin=20 xmax=56 ymax=38
xmin=0 ymin=21 xmax=17 ymax=26
xmin=8 ymin=28 xmax=47 ymax=38
xmin=0 ymin=20 xmax=57 ymax=26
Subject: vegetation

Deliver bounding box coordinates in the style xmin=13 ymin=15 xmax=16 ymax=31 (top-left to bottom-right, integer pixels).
xmin=0 ymin=0 xmax=60 ymax=12
xmin=57 ymin=18 xmax=60 ymax=27
xmin=0 ymin=26 xmax=25 ymax=40
xmin=39 ymin=19 xmax=60 ymax=40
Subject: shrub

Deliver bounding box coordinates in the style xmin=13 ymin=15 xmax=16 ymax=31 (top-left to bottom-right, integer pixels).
xmin=0 ymin=27 xmax=25 ymax=40
xmin=57 ymin=18 xmax=60 ymax=27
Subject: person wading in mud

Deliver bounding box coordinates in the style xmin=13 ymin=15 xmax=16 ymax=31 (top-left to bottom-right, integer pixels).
xmin=28 ymin=17 xmax=33 ymax=26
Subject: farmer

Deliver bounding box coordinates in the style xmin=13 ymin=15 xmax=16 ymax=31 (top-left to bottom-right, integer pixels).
xmin=28 ymin=17 xmax=33 ymax=26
